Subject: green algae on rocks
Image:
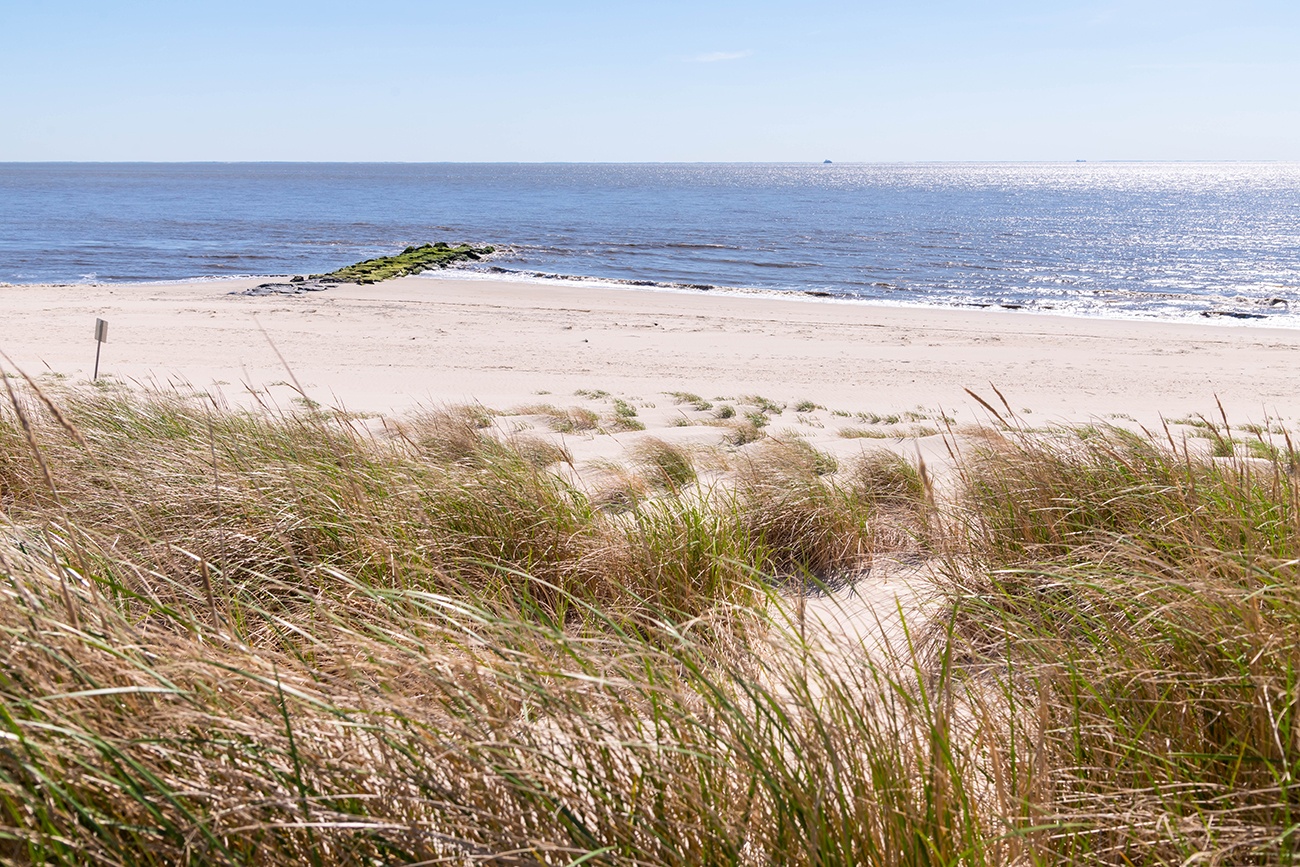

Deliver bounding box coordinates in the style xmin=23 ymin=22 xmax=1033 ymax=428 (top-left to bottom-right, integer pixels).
xmin=315 ymin=242 xmax=496 ymax=284
xmin=240 ymin=243 xmax=498 ymax=295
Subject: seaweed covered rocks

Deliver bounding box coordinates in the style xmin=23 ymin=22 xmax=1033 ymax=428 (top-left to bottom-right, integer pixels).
xmin=240 ymin=242 xmax=495 ymax=295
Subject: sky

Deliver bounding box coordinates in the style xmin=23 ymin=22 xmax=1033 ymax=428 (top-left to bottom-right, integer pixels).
xmin=2 ymin=0 xmax=1298 ymax=161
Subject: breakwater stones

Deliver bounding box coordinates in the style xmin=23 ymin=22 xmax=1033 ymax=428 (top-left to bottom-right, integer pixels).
xmin=240 ymin=279 xmax=335 ymax=297
xmin=1200 ymin=297 xmax=1289 ymax=320
xmin=236 ymin=242 xmax=495 ymax=296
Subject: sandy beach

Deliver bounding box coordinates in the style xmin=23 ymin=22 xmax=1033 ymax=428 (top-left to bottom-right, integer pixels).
xmin=4 ymin=275 xmax=1296 ymax=427
xmin=7 ymin=265 xmax=1300 ymax=867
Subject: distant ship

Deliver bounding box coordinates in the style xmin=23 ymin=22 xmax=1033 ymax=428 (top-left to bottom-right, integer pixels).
xmin=823 ymin=159 xmax=833 ymax=164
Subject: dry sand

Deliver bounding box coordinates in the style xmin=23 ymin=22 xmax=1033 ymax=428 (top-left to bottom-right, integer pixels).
xmin=8 ymin=270 xmax=1298 ymax=501
xmin=3 ymin=274 xmax=1296 ymax=425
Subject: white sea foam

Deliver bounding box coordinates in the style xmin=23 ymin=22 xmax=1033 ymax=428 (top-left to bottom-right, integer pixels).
xmin=418 ymin=264 xmax=1300 ymax=330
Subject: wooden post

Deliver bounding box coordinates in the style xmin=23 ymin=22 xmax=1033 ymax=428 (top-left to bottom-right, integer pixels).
xmin=93 ymin=318 xmax=108 ymax=381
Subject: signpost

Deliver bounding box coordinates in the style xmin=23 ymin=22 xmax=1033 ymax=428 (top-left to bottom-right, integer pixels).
xmin=93 ymin=318 xmax=108 ymax=381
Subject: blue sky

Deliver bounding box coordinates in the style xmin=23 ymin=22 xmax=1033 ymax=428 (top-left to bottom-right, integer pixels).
xmin=2 ymin=0 xmax=1297 ymax=161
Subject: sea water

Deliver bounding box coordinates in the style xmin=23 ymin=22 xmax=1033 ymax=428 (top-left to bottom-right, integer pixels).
xmin=2 ymin=162 xmax=1297 ymax=324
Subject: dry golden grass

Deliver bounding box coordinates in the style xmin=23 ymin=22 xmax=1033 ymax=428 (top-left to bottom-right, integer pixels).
xmin=629 ymin=437 xmax=697 ymax=491
xmin=730 ymin=439 xmax=924 ymax=582
xmin=2 ymin=380 xmax=1299 ymax=864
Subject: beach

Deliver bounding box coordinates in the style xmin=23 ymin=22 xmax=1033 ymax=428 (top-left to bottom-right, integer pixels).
xmin=8 ymin=0 xmax=1300 ymax=852
xmin=9 ymin=270 xmax=1300 ymax=865
xmin=4 ymin=274 xmax=1298 ymax=428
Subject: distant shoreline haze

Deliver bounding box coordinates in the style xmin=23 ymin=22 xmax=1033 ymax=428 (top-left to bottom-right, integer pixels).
xmin=2 ymin=162 xmax=1297 ymax=325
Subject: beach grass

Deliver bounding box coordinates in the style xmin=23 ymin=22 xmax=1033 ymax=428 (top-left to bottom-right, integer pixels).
xmin=1 ymin=381 xmax=1299 ymax=864
xmin=934 ymin=419 xmax=1300 ymax=862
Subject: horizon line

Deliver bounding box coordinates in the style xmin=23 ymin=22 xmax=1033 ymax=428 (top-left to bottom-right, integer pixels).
xmin=2 ymin=158 xmax=1297 ymax=166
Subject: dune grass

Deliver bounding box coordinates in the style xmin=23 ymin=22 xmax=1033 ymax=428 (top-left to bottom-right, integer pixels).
xmin=0 ymin=384 xmax=928 ymax=631
xmin=2 ymin=381 xmax=1299 ymax=864
xmin=936 ymin=420 xmax=1300 ymax=862
xmin=629 ymin=437 xmax=697 ymax=491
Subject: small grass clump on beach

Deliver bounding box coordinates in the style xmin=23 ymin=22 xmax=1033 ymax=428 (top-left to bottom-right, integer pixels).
xmin=729 ymin=438 xmax=917 ymax=580
xmin=605 ymin=397 xmax=645 ymax=431
xmin=741 ymin=393 xmax=784 ymax=415
xmin=838 ymin=426 xmax=890 ymax=439
xmin=665 ymin=390 xmax=713 ymax=411
xmin=515 ymin=402 xmax=600 ymax=433
xmin=397 ymin=403 xmax=498 ymax=462
xmin=630 ymin=437 xmax=697 ymax=490
xmin=857 ymin=410 xmax=902 ymax=425
xmin=315 ymin=242 xmax=494 ymax=284
xmin=4 ymin=378 xmax=1300 ymax=864
xmin=725 ymin=417 xmax=765 ymax=445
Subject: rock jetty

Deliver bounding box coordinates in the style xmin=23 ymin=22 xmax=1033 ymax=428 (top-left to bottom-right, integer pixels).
xmin=238 ymin=243 xmax=495 ymax=296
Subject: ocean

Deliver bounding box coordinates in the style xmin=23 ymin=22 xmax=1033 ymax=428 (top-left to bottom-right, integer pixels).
xmin=2 ymin=161 xmax=1298 ymax=324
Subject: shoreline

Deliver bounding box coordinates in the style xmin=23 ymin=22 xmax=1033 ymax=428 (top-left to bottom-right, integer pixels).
xmin=5 ymin=265 xmax=1297 ymax=331
xmin=418 ymin=267 xmax=1300 ymax=330
xmin=2 ymin=274 xmax=1299 ymax=430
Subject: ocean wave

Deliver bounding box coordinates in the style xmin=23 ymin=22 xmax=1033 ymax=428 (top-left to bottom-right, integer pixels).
xmin=473 ymin=265 xmax=722 ymax=292
xmin=425 ymin=264 xmax=1300 ymax=329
